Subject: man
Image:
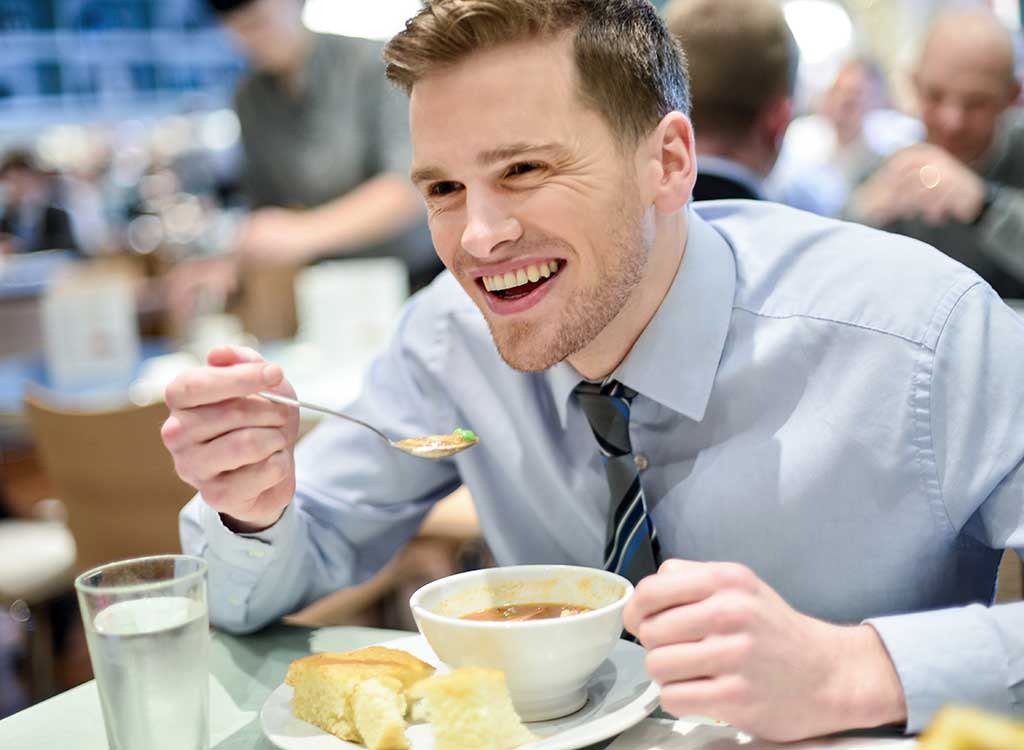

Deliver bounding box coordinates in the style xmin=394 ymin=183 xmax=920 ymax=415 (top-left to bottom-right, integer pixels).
xmin=164 ymin=0 xmax=1024 ymax=741
xmin=199 ymin=0 xmax=440 ymax=283
xmin=664 ymin=0 xmax=797 ymax=201
xmin=850 ymin=8 xmax=1024 ymax=298
xmin=0 ymin=150 xmax=77 ymax=255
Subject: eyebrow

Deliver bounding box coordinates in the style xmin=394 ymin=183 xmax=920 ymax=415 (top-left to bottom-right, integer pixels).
xmin=410 ymin=142 xmax=569 ymax=186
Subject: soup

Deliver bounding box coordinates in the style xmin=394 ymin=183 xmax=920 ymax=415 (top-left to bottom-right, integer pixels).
xmin=461 ymin=603 xmax=592 ymax=621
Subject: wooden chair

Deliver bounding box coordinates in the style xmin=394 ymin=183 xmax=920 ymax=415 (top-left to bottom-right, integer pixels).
xmin=996 ymin=549 xmax=1023 ymax=603
xmin=23 ymin=394 xmax=194 ymax=574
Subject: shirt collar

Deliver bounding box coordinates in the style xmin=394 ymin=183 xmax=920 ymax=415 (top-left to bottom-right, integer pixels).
xmin=549 ymin=209 xmax=737 ymax=426
xmin=697 ymin=155 xmax=766 ymax=200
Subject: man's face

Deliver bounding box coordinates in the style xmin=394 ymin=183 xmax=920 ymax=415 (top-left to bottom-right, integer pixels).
xmin=409 ymin=36 xmax=653 ymax=372
xmin=222 ymin=0 xmax=306 ymax=74
xmin=915 ymin=38 xmax=1018 ymax=165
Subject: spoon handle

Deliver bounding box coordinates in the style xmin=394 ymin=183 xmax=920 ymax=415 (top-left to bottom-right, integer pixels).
xmin=257 ymin=391 xmax=394 ymax=445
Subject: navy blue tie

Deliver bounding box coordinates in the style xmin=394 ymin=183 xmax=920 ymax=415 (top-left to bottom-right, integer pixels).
xmin=575 ymin=379 xmax=661 ymax=585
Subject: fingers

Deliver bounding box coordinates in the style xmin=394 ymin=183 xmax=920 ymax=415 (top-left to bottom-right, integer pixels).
xmin=627 ymin=560 xmax=758 ymax=624
xmin=199 ymin=451 xmax=293 ymax=513
xmin=162 ymin=394 xmax=288 ymax=448
xmin=658 ymin=675 xmax=748 ymax=721
xmin=175 ymin=427 xmax=289 ymax=484
xmin=165 ymin=361 xmax=283 ymax=410
xmin=645 ymin=634 xmax=753 ymax=684
xmin=207 ymin=344 xmax=264 ymax=367
xmin=634 ymin=591 xmax=755 ymax=648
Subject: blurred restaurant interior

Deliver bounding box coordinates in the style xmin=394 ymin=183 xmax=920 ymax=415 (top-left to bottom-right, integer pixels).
xmin=1 ymin=0 xmax=1023 ymax=737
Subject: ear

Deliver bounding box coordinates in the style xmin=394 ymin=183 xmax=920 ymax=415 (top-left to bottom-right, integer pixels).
xmin=1006 ymin=79 xmax=1022 ymax=108
xmin=637 ymin=111 xmax=697 ymax=214
xmin=761 ymin=96 xmax=794 ymax=156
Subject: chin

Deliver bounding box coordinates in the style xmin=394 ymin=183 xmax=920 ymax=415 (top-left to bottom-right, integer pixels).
xmin=489 ymin=321 xmax=567 ymax=373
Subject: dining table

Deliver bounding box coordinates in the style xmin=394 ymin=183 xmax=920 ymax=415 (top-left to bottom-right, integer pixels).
xmin=0 ymin=621 xmax=918 ymax=750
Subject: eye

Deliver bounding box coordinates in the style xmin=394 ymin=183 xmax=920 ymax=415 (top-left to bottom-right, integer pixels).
xmin=504 ymin=162 xmax=543 ymax=178
xmin=428 ymin=181 xmax=462 ymax=197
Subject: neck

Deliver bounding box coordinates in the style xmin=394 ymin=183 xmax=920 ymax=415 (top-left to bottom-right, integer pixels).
xmin=695 ymin=133 xmax=773 ymax=178
xmin=568 ymin=209 xmax=688 ymax=380
xmin=274 ymin=30 xmax=315 ymax=95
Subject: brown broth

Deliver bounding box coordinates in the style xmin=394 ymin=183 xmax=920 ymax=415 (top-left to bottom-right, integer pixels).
xmin=460 ymin=603 xmax=592 ymax=622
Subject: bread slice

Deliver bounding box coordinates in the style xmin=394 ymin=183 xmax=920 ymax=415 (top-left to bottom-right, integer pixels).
xmin=410 ymin=667 xmax=536 ymax=750
xmin=285 ymin=646 xmax=434 ymax=747
xmin=352 ymin=677 xmax=410 ymax=750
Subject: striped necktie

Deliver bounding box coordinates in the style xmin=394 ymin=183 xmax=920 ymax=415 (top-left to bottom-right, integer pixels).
xmin=574 ymin=379 xmax=661 ymax=585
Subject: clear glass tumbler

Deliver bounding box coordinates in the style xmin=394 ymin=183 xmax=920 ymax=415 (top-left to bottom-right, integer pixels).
xmin=75 ymin=554 xmax=209 ymax=750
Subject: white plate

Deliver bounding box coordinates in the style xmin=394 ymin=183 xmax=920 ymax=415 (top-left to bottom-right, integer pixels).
xmin=260 ymin=634 xmax=660 ymax=750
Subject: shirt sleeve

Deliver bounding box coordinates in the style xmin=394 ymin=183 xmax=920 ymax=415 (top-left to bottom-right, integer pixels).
xmin=866 ymin=282 xmax=1024 ymax=732
xmin=975 ymin=185 xmax=1024 ymax=284
xmin=179 ymin=291 xmax=462 ymax=633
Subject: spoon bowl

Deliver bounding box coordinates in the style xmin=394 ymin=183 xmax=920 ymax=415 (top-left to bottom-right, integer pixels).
xmin=257 ymin=391 xmax=479 ymax=460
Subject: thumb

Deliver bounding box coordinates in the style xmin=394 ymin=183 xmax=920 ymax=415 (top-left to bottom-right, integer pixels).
xmin=206 ymin=345 xmax=264 ymax=368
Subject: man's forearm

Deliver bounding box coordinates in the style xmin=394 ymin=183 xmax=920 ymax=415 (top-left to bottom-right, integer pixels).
xmin=304 ymin=173 xmax=425 ymax=258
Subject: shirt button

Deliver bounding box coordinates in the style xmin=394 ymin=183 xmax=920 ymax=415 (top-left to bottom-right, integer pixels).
xmin=247 ymin=548 xmax=266 ymax=559
xmin=229 ymin=596 xmax=242 ymax=606
xmin=634 ymin=453 xmax=650 ymax=472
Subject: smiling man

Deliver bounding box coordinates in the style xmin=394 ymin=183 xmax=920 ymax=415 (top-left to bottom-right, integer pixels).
xmin=165 ymin=0 xmax=1024 ymax=741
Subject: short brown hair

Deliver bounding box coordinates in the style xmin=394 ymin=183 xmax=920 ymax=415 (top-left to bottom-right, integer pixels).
xmin=383 ymin=0 xmax=690 ymax=145
xmin=665 ymin=0 xmax=797 ymax=141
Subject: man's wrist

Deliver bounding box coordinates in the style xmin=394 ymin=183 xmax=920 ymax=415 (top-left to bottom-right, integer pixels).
xmin=970 ymin=181 xmax=1000 ymax=226
xmin=220 ymin=507 xmax=286 ymax=535
xmin=830 ymin=624 xmax=908 ymax=731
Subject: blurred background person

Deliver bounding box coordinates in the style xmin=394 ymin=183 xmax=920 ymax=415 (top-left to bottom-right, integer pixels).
xmin=169 ymin=0 xmax=442 ymax=334
xmin=848 ymin=8 xmax=1024 ymax=299
xmin=0 ymin=150 xmax=78 ymax=256
xmin=768 ymin=57 xmax=922 ymax=217
xmin=664 ymin=0 xmax=798 ymax=202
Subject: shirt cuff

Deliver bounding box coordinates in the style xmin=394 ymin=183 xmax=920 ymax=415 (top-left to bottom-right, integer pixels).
xmin=198 ymin=501 xmax=299 ymax=633
xmin=866 ymin=604 xmax=1015 ymax=733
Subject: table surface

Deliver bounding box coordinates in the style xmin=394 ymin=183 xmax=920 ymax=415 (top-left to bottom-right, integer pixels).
xmin=0 ymin=622 xmax=920 ymax=750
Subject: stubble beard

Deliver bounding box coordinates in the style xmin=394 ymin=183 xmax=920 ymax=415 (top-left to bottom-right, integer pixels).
xmin=484 ymin=198 xmax=649 ymax=373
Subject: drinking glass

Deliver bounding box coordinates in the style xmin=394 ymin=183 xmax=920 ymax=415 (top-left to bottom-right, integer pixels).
xmin=75 ymin=554 xmax=209 ymax=750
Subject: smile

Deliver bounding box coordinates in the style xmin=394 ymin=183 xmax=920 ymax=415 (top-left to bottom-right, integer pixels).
xmin=479 ymin=261 xmax=563 ymax=299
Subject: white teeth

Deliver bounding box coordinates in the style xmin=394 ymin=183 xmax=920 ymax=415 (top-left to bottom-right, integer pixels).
xmin=482 ymin=261 xmax=561 ymax=293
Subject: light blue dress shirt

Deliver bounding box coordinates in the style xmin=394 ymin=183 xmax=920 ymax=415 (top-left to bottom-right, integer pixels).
xmin=182 ymin=202 xmax=1024 ymax=732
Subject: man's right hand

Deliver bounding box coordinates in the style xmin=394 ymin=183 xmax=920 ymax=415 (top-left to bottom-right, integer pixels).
xmin=161 ymin=345 xmax=300 ymax=533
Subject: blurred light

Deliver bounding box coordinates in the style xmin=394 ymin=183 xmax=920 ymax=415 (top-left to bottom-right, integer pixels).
xmin=163 ymin=193 xmax=205 ymax=245
xmin=126 ymin=214 xmax=164 ymax=255
xmin=992 ymin=0 xmax=1022 ymax=30
xmin=302 ymin=0 xmax=421 ymax=41
xmin=200 ymin=109 xmax=241 ymax=152
xmin=783 ymin=0 xmax=854 ymax=67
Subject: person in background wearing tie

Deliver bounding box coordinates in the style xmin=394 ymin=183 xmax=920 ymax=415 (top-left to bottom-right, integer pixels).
xmin=849 ymin=8 xmax=1024 ymax=298
xmin=162 ymin=0 xmax=1024 ymax=741
xmin=664 ymin=0 xmax=798 ymax=202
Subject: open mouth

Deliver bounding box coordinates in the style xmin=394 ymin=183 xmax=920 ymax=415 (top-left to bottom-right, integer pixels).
xmin=477 ymin=260 xmax=564 ymax=301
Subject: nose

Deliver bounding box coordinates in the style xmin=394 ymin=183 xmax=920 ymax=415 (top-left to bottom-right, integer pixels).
xmin=935 ymin=101 xmax=966 ymax=134
xmin=460 ymin=190 xmax=522 ymax=258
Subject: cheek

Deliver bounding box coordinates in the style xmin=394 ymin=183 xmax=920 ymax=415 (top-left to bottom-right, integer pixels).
xmin=427 ymin=212 xmax=465 ymax=265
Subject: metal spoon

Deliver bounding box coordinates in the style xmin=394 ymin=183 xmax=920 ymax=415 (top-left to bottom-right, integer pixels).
xmin=257 ymin=391 xmax=479 ymax=460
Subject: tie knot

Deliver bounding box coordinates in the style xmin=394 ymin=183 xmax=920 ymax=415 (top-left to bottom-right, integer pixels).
xmin=574 ymin=379 xmax=637 ymax=401
xmin=574 ymin=379 xmax=636 ymax=456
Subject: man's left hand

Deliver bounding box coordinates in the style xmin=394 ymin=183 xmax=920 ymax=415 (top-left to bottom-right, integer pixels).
xmin=624 ymin=559 xmax=907 ymax=742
